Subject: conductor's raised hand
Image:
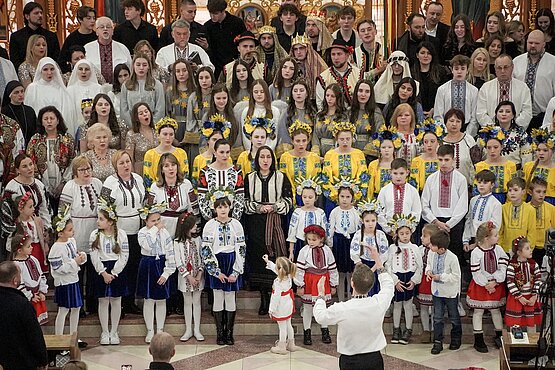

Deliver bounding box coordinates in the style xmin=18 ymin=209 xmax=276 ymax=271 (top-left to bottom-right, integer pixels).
xmin=317 ymin=276 xmax=326 ymax=297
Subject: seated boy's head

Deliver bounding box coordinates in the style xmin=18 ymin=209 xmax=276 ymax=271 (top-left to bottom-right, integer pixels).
xmin=304 ymin=225 xmax=325 ymax=248
xmin=391 ymin=158 xmax=409 ymax=185
xmin=351 ymin=262 xmax=375 ymax=295
xmin=450 ymin=55 xmax=470 ymax=81
xmin=507 ymin=177 xmax=526 ymax=204
xmin=421 ymin=223 xmax=441 ymax=247
xmin=475 ymin=169 xmax=496 ymax=195
xmin=429 ymin=229 xmax=450 ymax=253
xmin=529 ymin=176 xmax=547 ymax=204
xmin=437 ymin=145 xmax=455 ymax=172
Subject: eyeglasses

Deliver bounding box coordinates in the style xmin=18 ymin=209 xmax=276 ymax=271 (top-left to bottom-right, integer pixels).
xmin=77 ymin=167 xmax=92 ymax=173
xmin=97 ymin=25 xmax=113 ymax=30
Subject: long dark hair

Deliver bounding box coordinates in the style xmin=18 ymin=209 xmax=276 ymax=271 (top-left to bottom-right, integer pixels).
xmin=317 ymin=83 xmax=346 ymax=121
xmin=229 ymin=60 xmax=253 ymax=102
xmin=169 ymin=59 xmax=195 ymax=99
xmin=359 ymin=210 xmax=377 ymax=256
xmin=272 ymin=57 xmax=299 ymax=99
xmin=349 ymin=79 xmax=377 ymax=131
xmin=412 ymin=41 xmax=444 ymax=84
xmin=91 ymin=209 xmax=121 ymax=254
xmin=385 ymin=77 xmax=418 ymax=124
xmin=207 ymin=83 xmax=239 ymax=144
xmin=194 ymin=66 xmax=215 ymax=100
xmin=88 ymin=93 xmax=120 ymax=136
xmin=37 ymin=106 xmax=68 ymax=135
xmin=112 ymin=63 xmax=130 ymax=94
xmin=446 ymin=14 xmax=473 ymax=47
xmin=254 ymin=145 xmax=276 ymax=173
xmin=175 ymin=212 xmax=198 ymax=242
xmin=286 ymin=79 xmax=316 ymax=128
xmin=536 ymin=8 xmax=555 ymax=38
xmin=130 ymin=102 xmax=153 ymax=133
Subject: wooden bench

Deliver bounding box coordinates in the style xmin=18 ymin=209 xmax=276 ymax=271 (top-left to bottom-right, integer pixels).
xmin=44 ymin=332 xmax=81 ymax=369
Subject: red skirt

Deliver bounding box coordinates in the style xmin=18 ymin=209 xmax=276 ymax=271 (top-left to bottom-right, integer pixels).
xmin=32 ymin=300 xmax=48 ymax=325
xmin=505 ymin=293 xmax=542 ymax=327
xmin=416 ymin=272 xmax=433 ymax=306
xmin=31 ymin=242 xmax=48 ymax=273
xmin=301 ymin=271 xmax=331 ymax=305
xmin=466 ymin=280 xmax=506 ymax=309
xmin=270 ymin=289 xmax=296 ymax=321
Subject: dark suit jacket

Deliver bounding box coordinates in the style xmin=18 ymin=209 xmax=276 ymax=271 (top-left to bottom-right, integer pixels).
xmin=395 ymin=31 xmax=442 ymax=67
xmin=435 ymin=22 xmax=450 ymax=47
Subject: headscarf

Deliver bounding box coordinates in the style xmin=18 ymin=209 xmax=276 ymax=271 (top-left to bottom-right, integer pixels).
xmin=66 ymin=59 xmax=100 ymax=87
xmin=374 ymin=51 xmax=413 ymax=105
xmin=1 ymin=80 xmax=22 ymax=108
xmin=66 ymin=59 xmax=102 ymax=136
xmin=290 ymin=37 xmax=328 ymax=99
xmin=256 ymin=29 xmax=288 ymax=83
xmin=306 ymin=14 xmax=333 ymax=53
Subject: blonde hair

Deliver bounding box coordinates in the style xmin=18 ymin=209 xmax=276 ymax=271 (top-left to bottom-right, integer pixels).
xmin=467 ymin=48 xmax=492 ymax=85
xmin=86 ymin=122 xmax=112 ymax=148
xmin=391 ymin=103 xmax=416 ymax=132
xmin=476 ymin=221 xmax=496 ymax=244
xmin=25 ymin=34 xmax=47 ymax=66
xmin=110 ymin=149 xmax=133 ymax=171
xmin=275 ymin=256 xmax=296 ymax=281
xmin=71 ymin=155 xmax=93 ymax=178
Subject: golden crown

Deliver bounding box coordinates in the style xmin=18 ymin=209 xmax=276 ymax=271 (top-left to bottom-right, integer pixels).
xmin=307 ymin=9 xmax=325 ymax=23
xmin=258 ymin=25 xmax=276 ymax=35
xmin=291 ymin=33 xmax=311 ymax=47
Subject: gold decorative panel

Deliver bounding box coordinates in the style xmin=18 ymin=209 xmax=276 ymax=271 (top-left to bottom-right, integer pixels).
xmin=145 ymin=0 xmax=166 ymax=32
xmin=64 ymin=0 xmax=84 ymax=35
xmin=502 ymin=0 xmax=521 ymax=20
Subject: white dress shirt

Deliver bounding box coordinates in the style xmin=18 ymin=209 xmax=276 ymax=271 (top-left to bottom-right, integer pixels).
xmin=155 ymin=42 xmax=214 ymax=71
xmin=513 ymin=52 xmax=555 ymax=116
xmin=377 ymin=182 xmax=422 ymax=234
xmin=433 ymin=80 xmax=479 ymax=136
xmin=421 ymin=169 xmax=468 ymax=228
xmin=425 ymin=249 xmax=461 ymax=298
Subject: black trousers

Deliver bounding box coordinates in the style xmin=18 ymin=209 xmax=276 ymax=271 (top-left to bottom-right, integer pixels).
xmin=123 ymin=233 xmax=140 ymax=308
xmin=436 ymin=217 xmax=465 ymax=267
xmin=339 ymin=351 xmax=384 ymax=370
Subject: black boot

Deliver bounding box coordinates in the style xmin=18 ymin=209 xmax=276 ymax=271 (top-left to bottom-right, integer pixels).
xmin=225 ymin=310 xmax=236 ymax=345
xmin=303 ymin=329 xmax=312 ymax=345
xmin=321 ymin=328 xmax=332 ymax=344
xmin=473 ymin=332 xmax=488 ymax=353
xmin=213 ymin=311 xmax=225 ymax=345
xmin=259 ymin=290 xmax=269 ymax=315
xmin=494 ymin=330 xmax=503 ymax=349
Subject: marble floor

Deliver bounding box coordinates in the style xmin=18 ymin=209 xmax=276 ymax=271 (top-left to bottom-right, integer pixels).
xmin=78 ymin=336 xmax=500 ymax=370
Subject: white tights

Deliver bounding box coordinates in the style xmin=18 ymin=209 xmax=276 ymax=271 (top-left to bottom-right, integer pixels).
xmin=98 ymin=297 xmax=122 ymax=334
xmin=143 ymin=299 xmax=167 ymax=333
xmin=393 ymin=299 xmax=413 ymax=329
xmin=472 ymin=308 xmax=503 ymax=332
xmin=213 ymin=290 xmax=236 ymax=312
xmin=337 ymin=272 xmax=352 ymax=302
xmin=277 ymin=319 xmax=295 ymax=342
xmin=183 ymin=291 xmax=202 ymax=334
xmin=55 ymin=307 xmax=80 ymax=335
xmin=420 ymin=305 xmax=434 ymax=331
xmin=302 ymin=303 xmax=327 ymax=330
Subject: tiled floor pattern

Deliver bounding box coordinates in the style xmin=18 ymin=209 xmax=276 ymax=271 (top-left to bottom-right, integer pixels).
xmin=79 ymin=336 xmax=500 ymax=369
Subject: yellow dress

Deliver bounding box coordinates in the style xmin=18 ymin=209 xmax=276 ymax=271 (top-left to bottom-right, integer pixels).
xmin=236 ymin=151 xmax=255 ymax=175
xmin=528 ymin=201 xmax=555 ymax=250
xmin=191 ymin=153 xmax=232 ymax=188
xmin=279 ymin=151 xmax=322 ymax=204
xmin=523 ymin=161 xmax=555 ymax=201
xmin=499 ymin=201 xmax=537 ymax=252
xmin=474 ymin=160 xmax=517 ymax=195
xmin=367 ymin=160 xmax=392 ymax=199
xmin=143 ymin=147 xmax=189 ymax=190
xmin=322 ymin=148 xmax=368 ymax=200
xmin=410 ymin=156 xmax=439 ymax=192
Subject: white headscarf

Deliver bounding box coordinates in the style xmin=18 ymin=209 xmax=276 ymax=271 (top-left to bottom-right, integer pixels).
xmin=374 ymin=51 xmax=413 ymax=105
xmin=24 ymin=57 xmax=77 ymax=134
xmin=66 ymin=59 xmax=102 ymax=135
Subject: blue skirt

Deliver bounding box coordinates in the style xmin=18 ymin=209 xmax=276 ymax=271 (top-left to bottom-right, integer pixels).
xmin=393 ymin=271 xmax=416 ymax=302
xmin=93 ymin=260 xmax=129 ymax=298
xmin=206 ymin=252 xmax=243 ymax=292
xmin=54 ymin=282 xmax=83 ymax=308
xmin=493 ymin=192 xmax=506 ymax=204
xmin=333 ymin=233 xmax=355 ymax=273
xmin=361 ymin=259 xmax=380 ymax=296
xmin=136 ymin=255 xmax=171 ymax=300
xmin=293 ymin=238 xmax=304 ymax=261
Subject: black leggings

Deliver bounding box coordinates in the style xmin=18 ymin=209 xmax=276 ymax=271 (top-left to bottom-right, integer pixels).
xmin=123 ymin=233 xmax=140 ymax=307
xmin=339 ymin=351 xmax=384 ymax=370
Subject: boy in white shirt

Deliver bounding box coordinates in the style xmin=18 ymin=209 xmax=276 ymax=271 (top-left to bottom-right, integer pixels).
xmin=426 ymin=230 xmax=461 ymax=355
xmin=377 ymin=158 xmax=422 ymax=236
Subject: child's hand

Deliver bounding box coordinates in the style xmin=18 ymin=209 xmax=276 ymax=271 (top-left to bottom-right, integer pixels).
xmin=38 ymin=292 xmax=46 ymax=301
xmin=330 ymin=287 xmax=336 ymax=296
xmin=463 ymin=244 xmax=470 ymax=252
xmin=217 ymin=273 xmax=228 ymax=283
xmin=518 ymin=296 xmax=529 ymax=305
xmin=289 ymin=251 xmax=294 ymax=261
xmin=425 ymin=270 xmax=433 ymax=281
xmin=395 ymin=281 xmax=406 ymax=292
xmin=405 ymin=281 xmax=415 ymax=290
xmin=187 ymin=274 xmax=197 ymax=286
xmin=227 ymin=275 xmax=237 ymax=283
xmin=529 ymin=295 xmax=538 ymax=306
xmin=157 ymin=276 xmax=167 ymax=285
xmin=31 ymin=293 xmax=40 ymax=303
xmin=262 ymin=254 xmax=269 ymax=263
xmin=101 ymin=272 xmax=114 ymax=284
xmin=157 ymin=222 xmax=166 ymax=230
xmin=297 ymin=287 xmax=304 ymax=296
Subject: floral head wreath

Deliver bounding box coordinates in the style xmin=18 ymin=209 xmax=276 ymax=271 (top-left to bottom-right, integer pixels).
xmin=332 ymin=176 xmax=362 ymax=201
xmin=202 ymin=114 xmax=232 ymax=139
xmin=357 ymin=199 xmax=382 ymax=214
xmin=243 ymin=116 xmax=274 ymax=139
xmin=80 ymin=98 xmax=93 ymax=109
xmin=288 ymin=119 xmax=313 ymax=137
xmin=155 ymin=116 xmax=178 ymax=132
xmin=18 ymin=191 xmax=33 ymax=210
xmin=206 ymin=186 xmax=235 ymax=208
xmin=179 ymin=211 xmax=194 ymax=225
xmin=330 ymin=121 xmax=356 ymax=139
xmin=513 ymin=235 xmax=527 ymax=250
xmin=295 ymin=176 xmax=323 ymax=196
xmin=477 ymin=125 xmax=506 ymax=147
xmin=530 ymin=128 xmax=555 ymax=151
xmin=372 ymin=125 xmax=403 ymax=149
xmin=54 ymin=204 xmax=72 ymax=233
xmin=98 ymin=198 xmax=118 ymax=221
xmin=304 ymin=224 xmax=326 ymax=239
xmin=415 ymin=117 xmax=446 ymax=142
xmin=387 ymin=213 xmax=418 ymax=233
xmin=16 ymin=232 xmax=30 ymax=250
xmin=139 ymin=202 xmax=167 ymax=220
